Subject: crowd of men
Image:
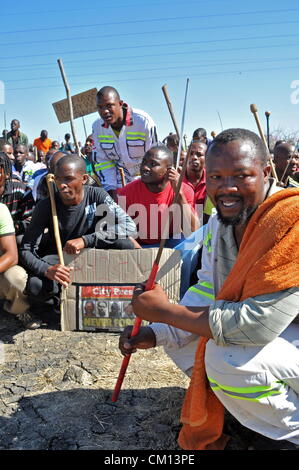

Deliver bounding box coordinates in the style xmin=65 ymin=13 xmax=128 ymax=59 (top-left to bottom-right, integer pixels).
xmin=0 ymin=85 xmax=299 ymax=450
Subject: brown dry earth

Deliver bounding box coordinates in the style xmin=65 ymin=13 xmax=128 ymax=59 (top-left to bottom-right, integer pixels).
xmin=0 ymin=311 xmax=294 ymax=451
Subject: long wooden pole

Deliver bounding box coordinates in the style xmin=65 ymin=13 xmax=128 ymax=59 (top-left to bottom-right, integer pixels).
xmin=112 ymin=79 xmax=190 ymax=402
xmin=250 ymin=104 xmax=278 ymax=183
xmin=162 ymin=84 xmax=181 ymax=138
xmin=119 ymin=167 xmax=126 ymax=187
xmin=265 ymin=111 xmax=271 ymax=150
xmin=46 ymin=173 xmax=67 ymax=331
xmin=57 ymin=58 xmax=81 ymax=156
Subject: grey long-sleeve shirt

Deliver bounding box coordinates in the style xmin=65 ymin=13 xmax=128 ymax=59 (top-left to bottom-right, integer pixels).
xmin=20 ymin=185 xmax=137 ymax=277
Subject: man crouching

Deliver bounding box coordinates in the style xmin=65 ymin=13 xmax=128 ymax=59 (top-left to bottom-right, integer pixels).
xmin=19 ymin=155 xmax=137 ymax=328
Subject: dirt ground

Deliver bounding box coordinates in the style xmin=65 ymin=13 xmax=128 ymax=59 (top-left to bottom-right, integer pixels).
xmin=0 ymin=311 xmax=295 ymax=451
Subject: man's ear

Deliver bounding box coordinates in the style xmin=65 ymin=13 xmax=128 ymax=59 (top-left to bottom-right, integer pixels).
xmin=263 ymin=163 xmax=272 ymax=181
xmin=82 ymin=174 xmax=89 ymax=185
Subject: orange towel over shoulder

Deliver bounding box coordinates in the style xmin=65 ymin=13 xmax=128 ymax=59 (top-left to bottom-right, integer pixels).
xmin=178 ymin=188 xmax=299 ymax=450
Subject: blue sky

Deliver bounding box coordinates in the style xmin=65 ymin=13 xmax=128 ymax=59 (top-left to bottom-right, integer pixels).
xmin=1 ymin=0 xmax=299 ymax=145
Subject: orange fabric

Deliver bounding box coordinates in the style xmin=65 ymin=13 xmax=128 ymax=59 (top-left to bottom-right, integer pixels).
xmin=33 ymin=137 xmax=52 ymax=153
xmin=178 ymin=188 xmax=299 ymax=451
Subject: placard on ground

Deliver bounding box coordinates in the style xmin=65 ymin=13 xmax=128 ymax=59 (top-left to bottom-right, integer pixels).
xmin=62 ymin=247 xmax=182 ymax=332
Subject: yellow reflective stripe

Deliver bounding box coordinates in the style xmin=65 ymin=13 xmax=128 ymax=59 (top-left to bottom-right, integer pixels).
xmin=126 ymin=132 xmax=146 ymax=136
xmin=95 ymin=161 xmax=116 ymax=167
xmin=94 ymin=162 xmax=116 ymax=171
xmin=189 ymin=286 xmax=215 ymax=300
xmin=219 ymin=390 xmax=282 ymax=402
xmin=203 ymin=231 xmax=212 ymax=252
xmin=98 ymin=135 xmax=114 ymax=138
xmin=200 ymin=281 xmax=213 ymax=289
xmin=208 ymin=377 xmax=284 ymax=394
xmin=209 ymin=377 xmax=285 ymax=402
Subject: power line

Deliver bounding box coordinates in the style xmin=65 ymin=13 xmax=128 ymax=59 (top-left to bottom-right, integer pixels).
xmin=2 ymin=32 xmax=299 ymax=61
xmin=6 ymin=63 xmax=299 ymax=92
xmin=1 ymin=7 xmax=299 ymax=35
xmin=0 ymin=0 xmax=215 ymax=17
xmin=1 ymin=53 xmax=297 ymax=73
xmin=4 ymin=56 xmax=299 ymax=84
xmin=1 ymin=18 xmax=299 ymax=48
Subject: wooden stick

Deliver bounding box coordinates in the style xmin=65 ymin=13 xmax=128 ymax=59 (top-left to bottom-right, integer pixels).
xmin=112 ymin=79 xmax=190 ymax=402
xmin=183 ymin=134 xmax=188 ymax=151
xmin=119 ymin=167 xmax=126 ymax=187
xmin=57 ymin=58 xmax=81 ymax=156
xmin=265 ymin=111 xmax=271 ymax=150
xmin=82 ymin=116 xmax=88 ymax=140
xmin=162 ymin=84 xmax=180 ymax=138
xmin=175 ymin=79 xmax=189 ymax=170
xmin=46 ymin=173 xmax=67 ymax=331
xmin=250 ymin=104 xmax=278 ymax=182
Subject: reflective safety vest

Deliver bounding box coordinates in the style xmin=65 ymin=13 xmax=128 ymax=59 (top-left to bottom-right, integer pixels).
xmin=92 ymin=105 xmax=158 ymax=191
xmin=180 ymin=214 xmax=219 ymax=308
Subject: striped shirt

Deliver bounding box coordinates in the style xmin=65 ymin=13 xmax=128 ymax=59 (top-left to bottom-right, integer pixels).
xmin=0 ymin=180 xmax=35 ymax=234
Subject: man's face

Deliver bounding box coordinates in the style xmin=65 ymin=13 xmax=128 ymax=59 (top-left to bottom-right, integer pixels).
xmin=274 ymin=144 xmax=299 ymax=177
xmin=187 ymin=142 xmax=206 ymax=173
xmin=206 ymin=140 xmax=270 ymax=227
xmin=140 ymin=149 xmax=169 ymax=184
xmin=41 ymin=130 xmax=48 ymax=140
xmin=97 ymin=302 xmax=107 ymax=315
xmin=11 ymin=120 xmax=20 ymax=132
xmin=96 ymin=92 xmax=123 ymax=127
xmin=14 ymin=145 xmax=27 ymax=166
xmin=193 ymin=134 xmax=206 ymax=143
xmin=84 ymin=302 xmax=94 ymax=315
xmin=51 ymin=141 xmax=60 ymax=150
xmin=38 ymin=150 xmax=46 ymax=163
xmin=111 ymin=302 xmax=120 ymax=314
xmin=55 ymin=163 xmax=87 ymax=205
xmin=2 ymin=144 xmax=14 ymax=162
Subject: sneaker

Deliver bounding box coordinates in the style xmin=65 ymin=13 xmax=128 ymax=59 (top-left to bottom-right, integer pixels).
xmin=17 ymin=311 xmax=42 ymax=330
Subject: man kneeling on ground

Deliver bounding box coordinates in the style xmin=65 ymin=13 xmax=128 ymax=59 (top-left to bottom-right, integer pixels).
xmin=19 ymin=155 xmax=137 ymax=328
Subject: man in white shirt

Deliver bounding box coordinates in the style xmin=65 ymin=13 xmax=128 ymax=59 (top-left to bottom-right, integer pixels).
xmin=92 ymin=86 xmax=158 ymax=200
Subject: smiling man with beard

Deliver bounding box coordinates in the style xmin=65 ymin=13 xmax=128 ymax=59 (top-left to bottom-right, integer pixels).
xmin=119 ymin=128 xmax=299 ymax=450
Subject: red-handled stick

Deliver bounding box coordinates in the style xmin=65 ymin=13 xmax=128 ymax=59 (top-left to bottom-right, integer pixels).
xmin=111 ymin=262 xmax=159 ymax=402
xmin=111 ymin=80 xmax=190 ymax=402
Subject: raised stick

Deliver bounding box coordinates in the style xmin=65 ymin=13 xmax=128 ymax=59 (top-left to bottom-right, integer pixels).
xmin=46 ymin=173 xmax=67 ymax=331
xmin=265 ymin=111 xmax=271 ymax=150
xmin=57 ymin=58 xmax=81 ymax=156
xmin=112 ymin=79 xmax=190 ymax=402
xmin=162 ymin=84 xmax=181 ymax=138
xmin=119 ymin=167 xmax=126 ymax=187
xmin=250 ymin=104 xmax=278 ymax=182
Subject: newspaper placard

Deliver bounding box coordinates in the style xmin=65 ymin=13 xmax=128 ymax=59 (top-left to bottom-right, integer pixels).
xmin=77 ymin=284 xmax=147 ymax=331
xmin=52 ymin=88 xmax=98 ymax=123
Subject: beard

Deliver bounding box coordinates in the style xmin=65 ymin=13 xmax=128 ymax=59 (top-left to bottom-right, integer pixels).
xmin=216 ymin=200 xmax=257 ymax=227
